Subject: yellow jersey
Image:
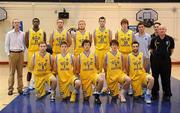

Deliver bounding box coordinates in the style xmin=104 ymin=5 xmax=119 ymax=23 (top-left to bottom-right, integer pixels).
xmin=95 ymin=28 xmax=110 ymax=50
xmin=106 ymin=51 xmax=123 ymax=79
xmin=80 ymin=52 xmax=97 ymax=80
xmin=128 ymin=52 xmax=145 ymax=80
xmin=75 ymin=31 xmax=90 ymax=49
xmin=56 ymin=53 xmax=74 ymax=82
xmin=117 ymin=29 xmax=133 ymax=53
xmin=52 ymin=29 xmax=67 ymax=53
xmin=28 ymin=28 xmax=44 ymax=51
xmin=33 ymin=52 xmax=51 ymax=75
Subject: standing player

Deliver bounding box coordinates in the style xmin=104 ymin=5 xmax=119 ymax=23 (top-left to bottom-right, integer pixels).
xmin=54 ymin=41 xmax=81 ymax=102
xmin=115 ymin=18 xmax=135 ymax=72
xmin=30 ymin=42 xmax=57 ymax=101
xmin=49 ymin=19 xmax=72 ymax=57
xmin=127 ymin=41 xmax=154 ymax=104
xmin=76 ymin=40 xmax=104 ymax=104
xmin=104 ymin=40 xmax=131 ymax=103
xmin=93 ymin=16 xmax=112 ymax=73
xmin=115 ymin=18 xmax=135 ymax=95
xmin=24 ymin=18 xmax=46 ymax=95
xmin=74 ymin=20 xmax=92 ymax=57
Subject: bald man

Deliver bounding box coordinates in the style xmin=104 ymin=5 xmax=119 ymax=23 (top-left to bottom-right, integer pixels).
xmin=150 ymin=25 xmax=175 ymax=101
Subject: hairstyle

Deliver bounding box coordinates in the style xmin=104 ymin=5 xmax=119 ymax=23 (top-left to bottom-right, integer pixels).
xmin=60 ymin=41 xmax=68 ymax=46
xmin=57 ymin=18 xmax=64 ymax=23
xmin=110 ymin=39 xmax=119 ymax=46
xmin=121 ymin=18 xmax=129 ymax=25
xmin=153 ymin=22 xmax=161 ymax=26
xmin=132 ymin=41 xmax=139 ymax=46
xmin=137 ymin=22 xmax=144 ymax=27
xmin=99 ymin=16 xmax=106 ymax=21
xmin=32 ymin=18 xmax=40 ymax=23
xmin=38 ymin=41 xmax=46 ymax=46
xmin=82 ymin=39 xmax=91 ymax=47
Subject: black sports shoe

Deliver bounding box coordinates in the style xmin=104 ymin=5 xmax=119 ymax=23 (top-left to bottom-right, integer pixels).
xmin=94 ymin=97 xmax=101 ymax=105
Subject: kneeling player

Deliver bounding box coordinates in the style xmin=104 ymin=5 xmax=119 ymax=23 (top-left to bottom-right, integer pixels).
xmin=76 ymin=40 xmax=104 ymax=104
xmin=127 ymin=41 xmax=154 ymax=104
xmin=54 ymin=41 xmax=81 ymax=102
xmin=30 ymin=42 xmax=57 ymax=101
xmin=104 ymin=40 xmax=131 ymax=103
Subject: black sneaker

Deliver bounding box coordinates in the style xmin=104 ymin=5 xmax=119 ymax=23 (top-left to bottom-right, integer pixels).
xmin=152 ymin=95 xmax=159 ymax=100
xmin=111 ymin=97 xmax=117 ymax=104
xmin=163 ymin=95 xmax=171 ymax=101
xmin=8 ymin=91 xmax=13 ymax=95
xmin=18 ymin=90 xmax=23 ymax=95
xmin=94 ymin=97 xmax=101 ymax=105
xmin=83 ymin=97 xmax=89 ymax=104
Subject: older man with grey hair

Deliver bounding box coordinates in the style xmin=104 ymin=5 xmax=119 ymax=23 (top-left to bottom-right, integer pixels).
xmin=150 ymin=25 xmax=175 ymax=101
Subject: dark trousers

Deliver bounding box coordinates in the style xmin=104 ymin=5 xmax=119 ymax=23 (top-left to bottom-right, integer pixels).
xmin=150 ymin=55 xmax=172 ymax=96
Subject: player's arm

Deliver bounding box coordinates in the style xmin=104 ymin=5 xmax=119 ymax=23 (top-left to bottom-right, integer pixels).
xmin=30 ymin=53 xmax=35 ymax=72
xmin=71 ymin=55 xmax=76 ymax=75
xmin=115 ymin=31 xmax=118 ymax=41
xmin=76 ymin=55 xmax=80 ymax=75
xmin=126 ymin=55 xmax=130 ymax=75
xmin=109 ymin=30 xmax=112 ymax=42
xmin=53 ymin=55 xmax=58 ymax=74
xmin=50 ymin=55 xmax=54 ymax=70
xmin=93 ymin=30 xmax=96 ymax=46
xmin=103 ymin=54 xmax=108 ymax=75
xmin=49 ymin=32 xmax=53 ymax=47
xmin=121 ymin=54 xmax=126 ymax=73
xmin=43 ymin=31 xmax=47 ymax=44
xmin=67 ymin=32 xmax=72 ymax=47
xmin=95 ymin=54 xmax=99 ymax=71
xmin=25 ymin=31 xmax=29 ymax=48
xmin=89 ymin=32 xmax=92 ymax=43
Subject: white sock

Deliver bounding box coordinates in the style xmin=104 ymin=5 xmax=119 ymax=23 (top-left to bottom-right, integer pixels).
xmin=146 ymin=89 xmax=151 ymax=95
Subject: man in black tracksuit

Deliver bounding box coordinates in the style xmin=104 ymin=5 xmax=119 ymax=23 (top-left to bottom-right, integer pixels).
xmin=150 ymin=25 xmax=175 ymax=101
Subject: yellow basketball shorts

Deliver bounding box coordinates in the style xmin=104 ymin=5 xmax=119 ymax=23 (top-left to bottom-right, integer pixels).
xmin=131 ymin=73 xmax=150 ymax=97
xmin=34 ymin=73 xmax=55 ymax=98
xmin=58 ymin=75 xmax=78 ymax=98
xmin=81 ymin=74 xmax=99 ymax=97
xmin=95 ymin=49 xmax=109 ymax=73
xmin=106 ymin=72 xmax=127 ymax=96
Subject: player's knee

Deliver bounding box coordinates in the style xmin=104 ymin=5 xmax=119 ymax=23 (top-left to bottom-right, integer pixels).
xmin=75 ymin=79 xmax=81 ymax=87
xmin=126 ymin=76 xmax=131 ymax=84
xmin=51 ymin=76 xmax=57 ymax=83
xmin=98 ymin=77 xmax=104 ymax=84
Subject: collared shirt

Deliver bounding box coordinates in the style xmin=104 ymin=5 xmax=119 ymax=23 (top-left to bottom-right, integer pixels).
xmin=150 ymin=35 xmax=175 ymax=59
xmin=135 ymin=32 xmax=151 ymax=58
xmin=151 ymin=33 xmax=158 ymax=39
xmin=5 ymin=29 xmax=25 ymax=55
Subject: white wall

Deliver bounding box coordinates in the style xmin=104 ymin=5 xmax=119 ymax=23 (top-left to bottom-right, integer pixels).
xmin=0 ymin=2 xmax=180 ymax=61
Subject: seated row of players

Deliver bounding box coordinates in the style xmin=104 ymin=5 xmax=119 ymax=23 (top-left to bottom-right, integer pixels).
xmin=30 ymin=39 xmax=154 ymax=104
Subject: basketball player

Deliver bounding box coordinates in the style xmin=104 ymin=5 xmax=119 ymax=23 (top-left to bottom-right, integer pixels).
xmin=76 ymin=40 xmax=104 ymax=104
xmin=127 ymin=41 xmax=154 ymax=104
xmin=49 ymin=19 xmax=72 ymax=57
xmin=54 ymin=41 xmax=81 ymax=102
xmin=24 ymin=18 xmax=46 ymax=95
xmin=104 ymin=40 xmax=131 ymax=103
xmin=93 ymin=16 xmax=112 ymax=73
xmin=30 ymin=42 xmax=57 ymax=101
xmin=115 ymin=18 xmax=135 ymax=95
xmin=74 ymin=20 xmax=92 ymax=57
